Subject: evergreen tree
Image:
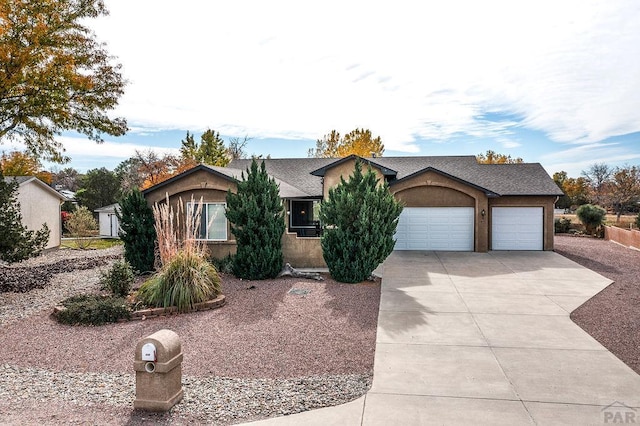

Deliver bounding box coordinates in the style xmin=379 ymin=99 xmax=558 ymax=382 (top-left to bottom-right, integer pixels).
xmin=0 ymin=168 xmax=50 ymax=262
xmin=117 ymin=189 xmax=157 ymax=273
xmin=320 ymin=160 xmax=403 ymax=283
xmin=180 ymin=129 xmax=230 ymax=166
xmin=199 ymin=129 xmax=230 ymax=166
xmin=179 ymin=131 xmax=198 ymax=160
xmin=226 ymin=160 xmax=285 ymax=279
xmin=75 ymin=167 xmax=121 ymax=212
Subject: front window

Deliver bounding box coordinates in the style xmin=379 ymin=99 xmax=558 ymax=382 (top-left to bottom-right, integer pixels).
xmin=188 ymin=202 xmax=227 ymax=241
xmin=289 ymin=199 xmax=321 ymax=236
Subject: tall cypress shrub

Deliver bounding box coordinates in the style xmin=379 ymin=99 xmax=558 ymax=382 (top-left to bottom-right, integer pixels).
xmin=320 ymin=160 xmax=403 ymax=283
xmin=226 ymin=160 xmax=285 ymax=279
xmin=117 ymin=189 xmax=156 ymax=272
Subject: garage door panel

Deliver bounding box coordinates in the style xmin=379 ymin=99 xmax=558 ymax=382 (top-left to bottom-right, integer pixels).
xmin=394 ymin=207 xmax=474 ymax=251
xmin=492 ymin=207 xmax=543 ymax=250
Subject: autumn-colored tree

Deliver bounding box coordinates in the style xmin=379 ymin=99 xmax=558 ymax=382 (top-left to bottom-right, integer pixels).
xmin=134 ymin=150 xmax=193 ymax=190
xmin=0 ymin=151 xmax=52 ymax=184
xmin=309 ymin=128 xmax=384 ymax=158
xmin=476 ymin=150 xmax=523 ymax=164
xmin=180 ymin=129 xmax=230 ymax=166
xmin=553 ymin=171 xmax=589 ymax=209
xmin=0 ymin=0 xmax=127 ymax=163
xmin=582 ymin=163 xmax=613 ymax=206
xmin=610 ymin=165 xmax=640 ymax=221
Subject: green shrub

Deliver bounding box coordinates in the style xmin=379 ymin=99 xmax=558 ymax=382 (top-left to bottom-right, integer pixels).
xmin=554 ymin=217 xmax=572 ymax=233
xmin=211 ymin=254 xmax=235 ymax=274
xmin=137 ymin=250 xmax=221 ymax=313
xmin=100 ymin=260 xmax=134 ymax=297
xmin=117 ymin=189 xmax=156 ymax=273
xmin=576 ymin=204 xmax=606 ymax=235
xmin=226 ymin=160 xmax=285 ymax=280
xmin=56 ymin=295 xmax=130 ymax=326
xmin=636 ymin=212 xmax=640 ymax=229
xmin=320 ymin=160 xmax=403 ymax=283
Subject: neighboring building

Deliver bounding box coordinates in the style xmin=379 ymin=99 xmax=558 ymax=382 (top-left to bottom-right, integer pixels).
xmin=5 ymin=176 xmax=68 ymax=249
xmin=95 ymin=203 xmax=121 ymax=237
xmin=142 ymin=155 xmax=564 ymax=268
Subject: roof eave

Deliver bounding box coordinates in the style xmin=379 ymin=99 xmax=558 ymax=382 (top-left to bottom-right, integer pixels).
xmin=141 ymin=164 xmax=237 ymax=196
xmin=310 ymin=155 xmax=397 ymax=177
xmin=389 ymin=166 xmax=500 ymax=197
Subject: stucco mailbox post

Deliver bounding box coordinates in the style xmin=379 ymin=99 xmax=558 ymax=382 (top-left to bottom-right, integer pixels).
xmin=133 ymin=329 xmax=183 ymax=411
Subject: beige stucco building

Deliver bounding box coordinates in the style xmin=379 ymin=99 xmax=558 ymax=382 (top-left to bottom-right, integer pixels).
xmin=143 ymin=155 xmax=563 ymax=268
xmin=8 ymin=176 xmax=67 ymax=249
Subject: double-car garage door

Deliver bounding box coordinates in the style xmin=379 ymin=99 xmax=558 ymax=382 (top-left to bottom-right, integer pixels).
xmin=394 ymin=206 xmax=543 ymax=251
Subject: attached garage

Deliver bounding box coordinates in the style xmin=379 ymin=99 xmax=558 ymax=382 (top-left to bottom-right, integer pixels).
xmin=395 ymin=207 xmax=474 ymax=251
xmin=491 ymin=207 xmax=543 ymax=250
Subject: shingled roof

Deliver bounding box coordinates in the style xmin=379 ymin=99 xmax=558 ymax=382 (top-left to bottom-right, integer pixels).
xmin=228 ymin=156 xmax=563 ymax=197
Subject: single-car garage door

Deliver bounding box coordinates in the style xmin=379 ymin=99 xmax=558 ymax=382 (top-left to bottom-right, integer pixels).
xmin=492 ymin=207 xmax=543 ymax=250
xmin=394 ymin=207 xmax=474 ymax=251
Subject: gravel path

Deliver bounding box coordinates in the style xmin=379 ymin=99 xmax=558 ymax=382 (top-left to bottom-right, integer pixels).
xmin=555 ymin=235 xmax=640 ymax=374
xmin=0 ymin=247 xmax=380 ymax=425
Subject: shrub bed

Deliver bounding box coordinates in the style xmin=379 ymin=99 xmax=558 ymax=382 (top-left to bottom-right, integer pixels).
xmin=55 ymin=295 xmax=131 ymax=326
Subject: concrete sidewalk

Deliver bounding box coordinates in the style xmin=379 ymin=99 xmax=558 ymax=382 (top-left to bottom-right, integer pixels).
xmin=246 ymin=251 xmax=640 ymax=425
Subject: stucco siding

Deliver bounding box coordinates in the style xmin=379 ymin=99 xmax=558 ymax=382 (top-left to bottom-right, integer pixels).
xmin=322 ymin=159 xmax=385 ymax=199
xmin=282 ymin=232 xmax=325 ymax=268
xmin=16 ymin=182 xmax=62 ymax=249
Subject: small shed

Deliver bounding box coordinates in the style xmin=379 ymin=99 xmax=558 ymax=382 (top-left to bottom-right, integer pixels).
xmin=95 ymin=203 xmax=121 ymax=237
xmin=5 ymin=176 xmax=68 ymax=249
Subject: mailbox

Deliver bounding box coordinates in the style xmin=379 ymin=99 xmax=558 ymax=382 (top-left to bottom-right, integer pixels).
xmin=133 ymin=329 xmax=183 ymax=411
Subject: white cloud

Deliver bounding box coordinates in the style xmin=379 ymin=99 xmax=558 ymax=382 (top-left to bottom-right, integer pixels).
xmin=56 ymin=136 xmax=178 ymax=159
xmin=89 ymin=0 xmax=640 ymax=153
xmin=540 ymin=142 xmax=640 ymax=176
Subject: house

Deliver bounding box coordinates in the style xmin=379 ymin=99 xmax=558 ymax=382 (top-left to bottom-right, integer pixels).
xmin=4 ymin=176 xmax=68 ymax=249
xmin=95 ymin=203 xmax=121 ymax=237
xmin=142 ymin=155 xmax=564 ymax=268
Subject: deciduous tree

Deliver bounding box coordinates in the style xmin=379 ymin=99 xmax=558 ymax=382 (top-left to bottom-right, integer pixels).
xmin=51 ymin=167 xmax=81 ymax=191
xmin=0 ymin=151 xmax=52 ymax=183
xmin=227 ymin=135 xmax=250 ymax=160
xmin=582 ymin=163 xmax=613 ymax=206
xmin=134 ymin=150 xmax=190 ymax=190
xmin=610 ymin=165 xmax=640 ymax=221
xmin=476 ymin=150 xmax=523 ymax=164
xmin=0 ymin=0 xmax=127 ymax=162
xmin=553 ymin=171 xmax=589 ymax=209
xmin=309 ymin=128 xmax=384 ymax=158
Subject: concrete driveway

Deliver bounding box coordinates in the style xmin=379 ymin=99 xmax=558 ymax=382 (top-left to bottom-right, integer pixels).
xmin=247 ymin=251 xmax=640 ymax=425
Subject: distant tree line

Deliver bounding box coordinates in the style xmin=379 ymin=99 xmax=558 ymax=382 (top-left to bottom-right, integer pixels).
xmin=554 ymin=163 xmax=640 ymax=220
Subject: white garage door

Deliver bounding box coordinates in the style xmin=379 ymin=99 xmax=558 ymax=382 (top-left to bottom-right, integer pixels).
xmin=394 ymin=207 xmax=474 ymax=251
xmin=492 ymin=207 xmax=543 ymax=250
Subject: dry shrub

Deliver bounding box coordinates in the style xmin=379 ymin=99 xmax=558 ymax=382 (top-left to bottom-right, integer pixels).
xmin=140 ymin=194 xmax=221 ymax=312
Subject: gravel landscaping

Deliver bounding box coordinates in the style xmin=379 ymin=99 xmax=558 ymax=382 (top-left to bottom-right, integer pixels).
xmin=0 ymin=247 xmax=380 ymax=425
xmin=555 ymin=235 xmax=640 ymax=375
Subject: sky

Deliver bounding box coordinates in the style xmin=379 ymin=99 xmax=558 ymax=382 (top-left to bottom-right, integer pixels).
xmin=14 ymin=0 xmax=640 ymax=177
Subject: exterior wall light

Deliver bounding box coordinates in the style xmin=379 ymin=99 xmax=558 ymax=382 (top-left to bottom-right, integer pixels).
xmin=481 ymin=209 xmax=486 ymax=217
